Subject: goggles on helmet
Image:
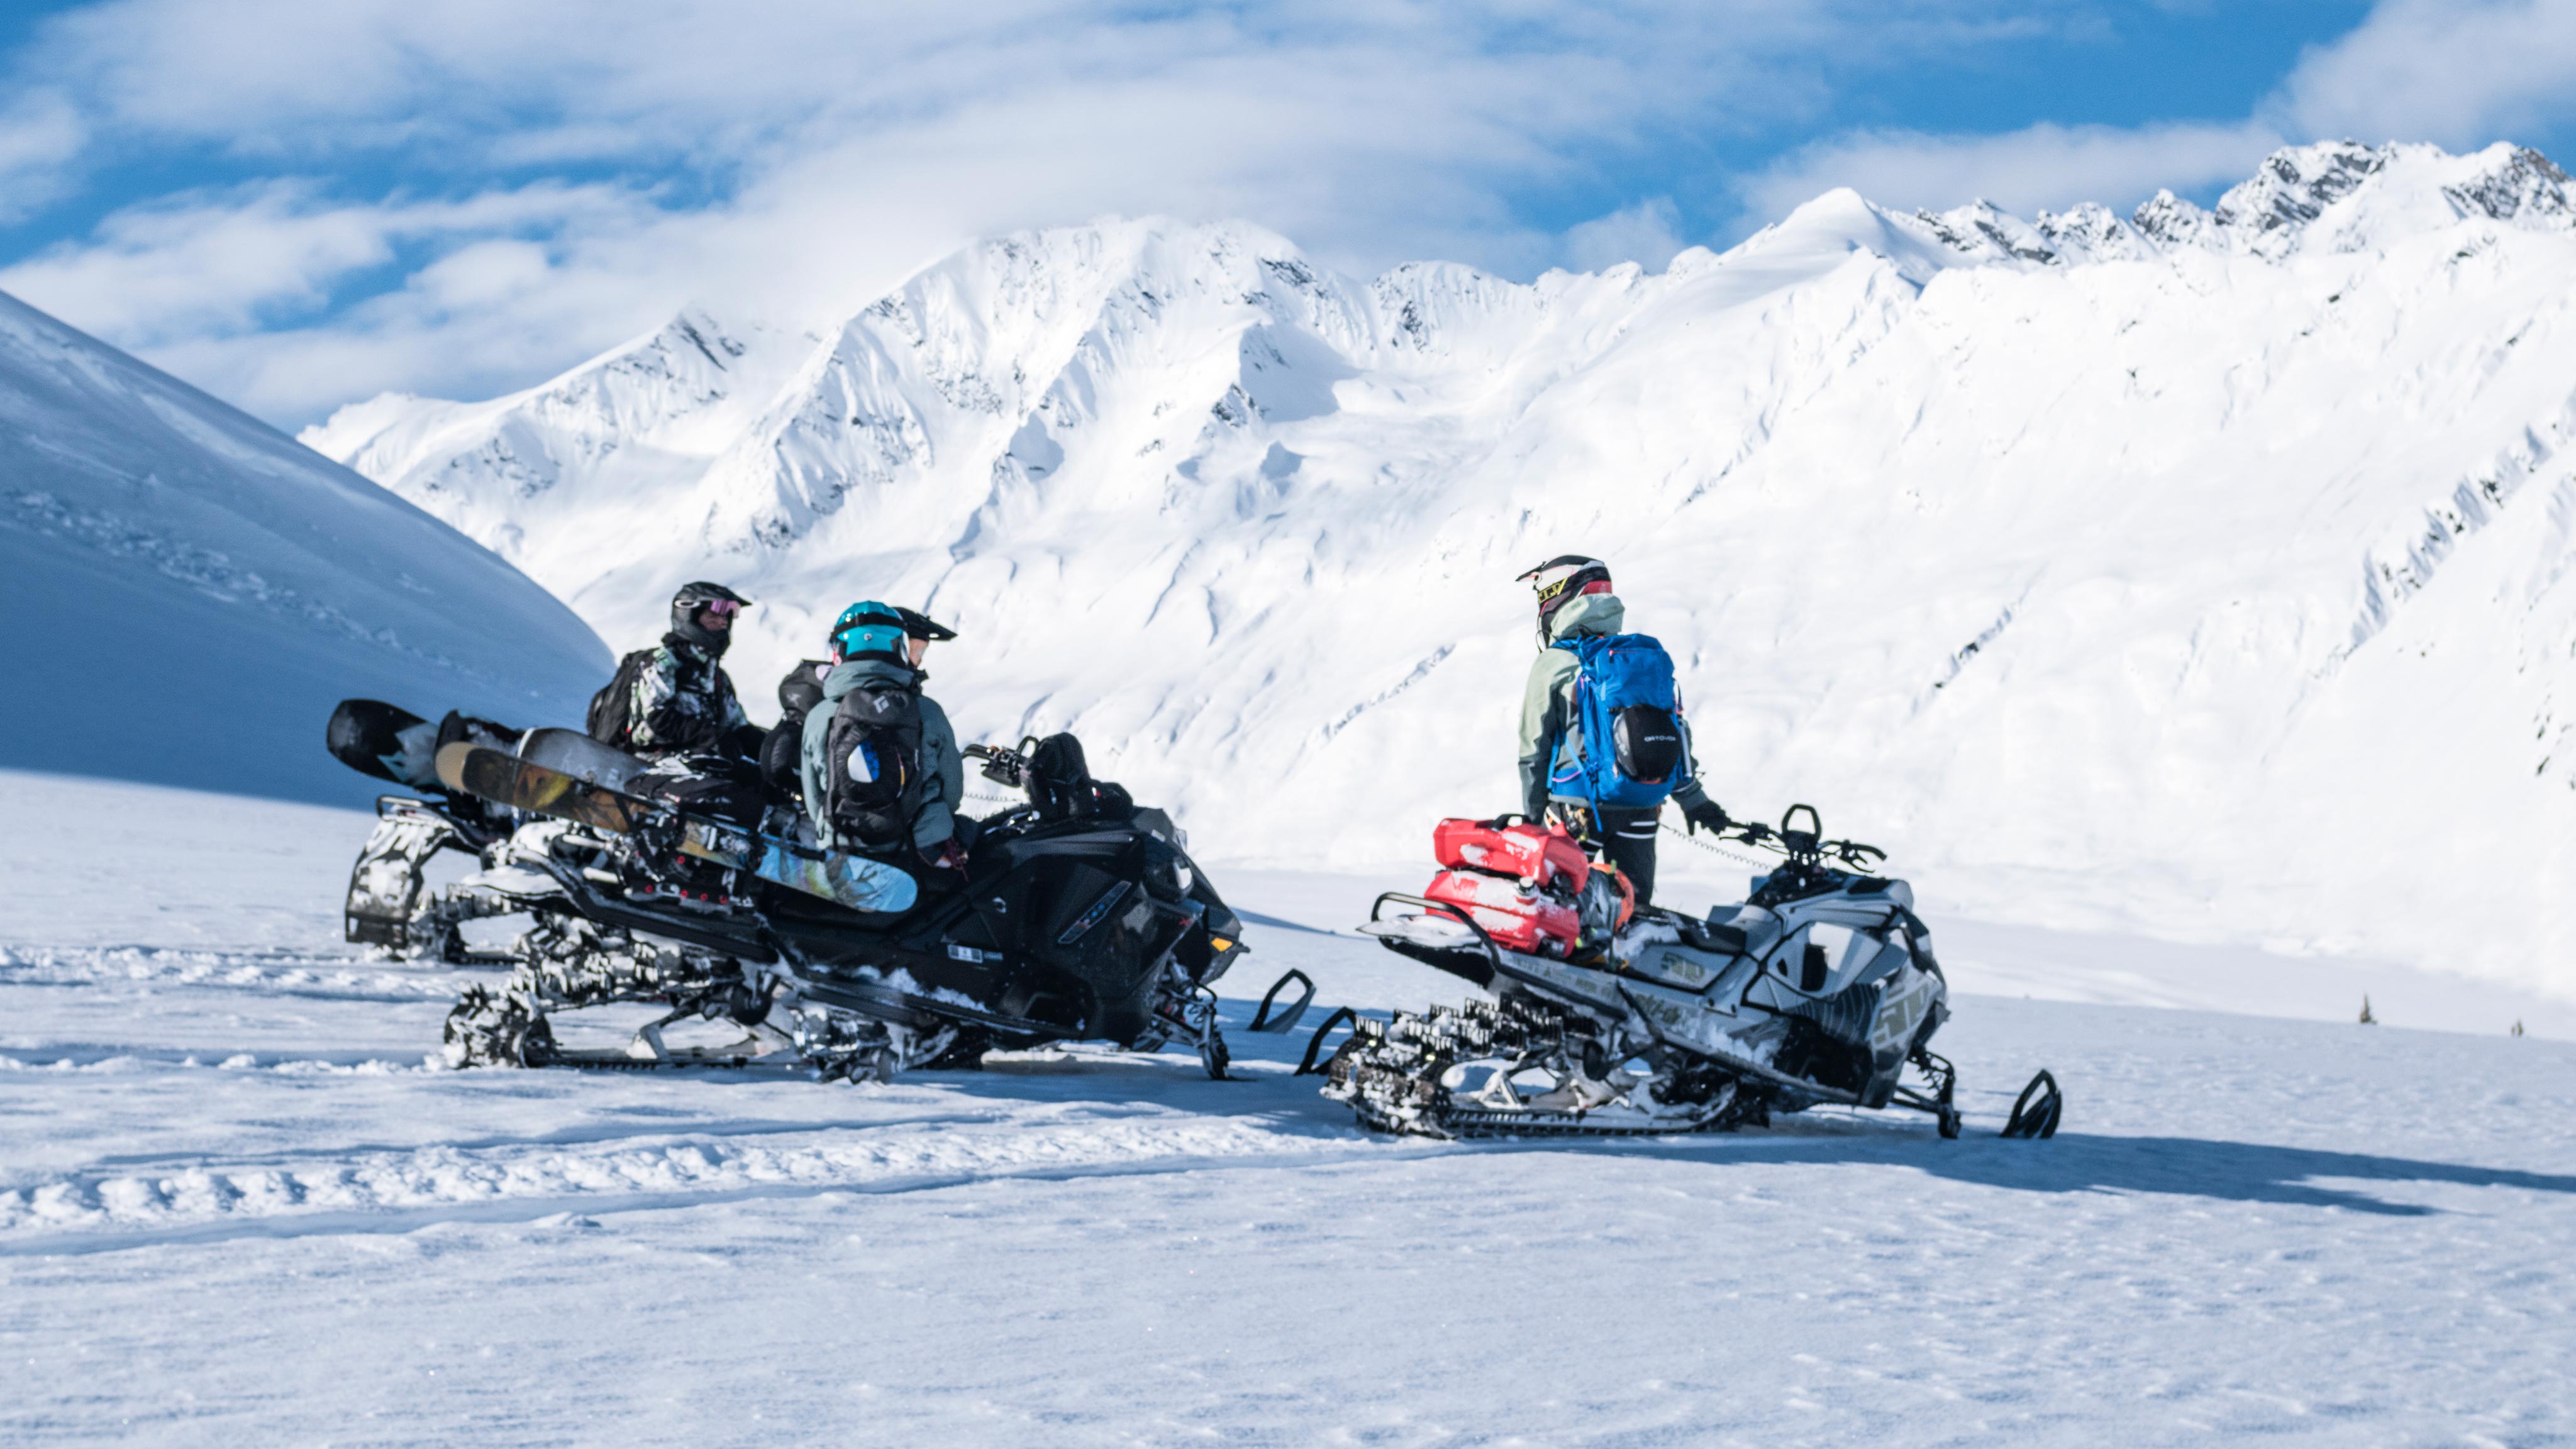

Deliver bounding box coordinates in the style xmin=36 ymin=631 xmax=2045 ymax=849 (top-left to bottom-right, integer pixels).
xmin=1533 ymin=572 xmax=1599 ymax=608
xmin=699 ymin=598 xmax=742 ymax=619
xmin=1519 ymin=557 xmax=1611 ymax=607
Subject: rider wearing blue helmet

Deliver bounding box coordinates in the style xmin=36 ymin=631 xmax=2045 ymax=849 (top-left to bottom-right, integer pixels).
xmin=799 ymin=601 xmax=967 ymax=869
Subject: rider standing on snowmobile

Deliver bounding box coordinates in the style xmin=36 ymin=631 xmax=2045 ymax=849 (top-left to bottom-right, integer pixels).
xmin=589 ymin=582 xmax=766 ymax=765
xmin=1516 ymin=556 xmax=1729 ymax=904
xmin=799 ymin=602 xmax=968 ymax=870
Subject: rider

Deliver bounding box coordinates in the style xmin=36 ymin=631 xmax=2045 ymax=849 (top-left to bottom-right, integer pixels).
xmin=594 ymin=581 xmax=765 ymax=766
xmin=799 ymin=601 xmax=968 ymax=871
xmin=1515 ymin=555 xmax=1729 ymax=905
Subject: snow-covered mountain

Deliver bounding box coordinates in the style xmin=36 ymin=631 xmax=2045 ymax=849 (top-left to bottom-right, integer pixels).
xmin=4 ymin=289 xmax=609 ymax=805
xmin=304 ymin=141 xmax=2576 ymax=989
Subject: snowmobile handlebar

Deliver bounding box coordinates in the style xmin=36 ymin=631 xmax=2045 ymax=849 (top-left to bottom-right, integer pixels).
xmin=965 ymin=740 xmax=1036 ymax=788
xmin=1718 ymin=804 xmax=1887 ymax=872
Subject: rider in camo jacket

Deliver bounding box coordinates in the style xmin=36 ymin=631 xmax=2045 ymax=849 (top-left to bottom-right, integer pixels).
xmin=619 ymin=582 xmax=763 ymax=762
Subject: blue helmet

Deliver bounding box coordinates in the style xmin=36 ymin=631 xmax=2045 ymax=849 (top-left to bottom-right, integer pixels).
xmin=828 ymin=601 xmax=908 ymax=663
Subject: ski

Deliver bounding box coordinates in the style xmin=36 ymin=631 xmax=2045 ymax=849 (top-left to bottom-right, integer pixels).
xmin=433 ymin=742 xmax=917 ymax=914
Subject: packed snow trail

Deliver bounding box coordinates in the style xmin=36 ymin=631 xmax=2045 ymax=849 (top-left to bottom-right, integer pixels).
xmin=6 ymin=772 xmax=2576 ymax=1445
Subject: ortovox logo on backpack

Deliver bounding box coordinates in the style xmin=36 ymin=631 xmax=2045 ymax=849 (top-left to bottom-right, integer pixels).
xmin=1548 ymin=633 xmax=1691 ymax=809
xmin=823 ymin=680 xmax=926 ymax=850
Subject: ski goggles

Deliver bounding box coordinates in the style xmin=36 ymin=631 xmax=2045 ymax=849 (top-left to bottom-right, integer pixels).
xmin=697 ymin=598 xmax=743 ymax=619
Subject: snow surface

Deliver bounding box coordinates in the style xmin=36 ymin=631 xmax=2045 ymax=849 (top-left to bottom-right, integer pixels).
xmin=6 ymin=770 xmax=2574 ymax=1445
xmin=2 ymin=290 xmax=608 ymax=806
xmin=303 ymin=141 xmax=2576 ymax=993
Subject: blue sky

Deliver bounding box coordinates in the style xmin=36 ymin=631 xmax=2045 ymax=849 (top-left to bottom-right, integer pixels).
xmin=0 ymin=0 xmax=2569 ymax=428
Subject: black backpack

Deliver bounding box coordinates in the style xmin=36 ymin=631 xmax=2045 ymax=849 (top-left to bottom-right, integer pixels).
xmin=760 ymin=662 xmax=831 ymax=801
xmin=586 ymin=648 xmax=657 ymax=747
xmin=823 ymin=679 xmax=926 ymax=850
xmin=1023 ymin=732 xmax=1133 ymax=823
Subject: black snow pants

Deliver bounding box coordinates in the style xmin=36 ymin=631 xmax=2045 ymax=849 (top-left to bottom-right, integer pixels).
xmin=1592 ymin=804 xmax=1662 ymax=905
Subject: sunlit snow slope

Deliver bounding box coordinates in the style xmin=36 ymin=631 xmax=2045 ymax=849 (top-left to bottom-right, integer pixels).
xmin=4 ymin=291 xmax=609 ymax=804
xmin=306 ymin=142 xmax=2576 ymax=986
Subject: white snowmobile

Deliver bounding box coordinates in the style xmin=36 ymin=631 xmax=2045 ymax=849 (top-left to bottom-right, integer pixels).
xmin=325 ymin=700 xmax=1258 ymax=1082
xmin=1319 ymin=807 xmax=2062 ymax=1140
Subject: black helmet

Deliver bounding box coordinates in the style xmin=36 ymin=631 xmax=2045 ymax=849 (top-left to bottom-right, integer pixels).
xmin=670 ymin=581 xmax=751 ymax=655
xmin=1516 ymin=555 xmax=1610 ymax=636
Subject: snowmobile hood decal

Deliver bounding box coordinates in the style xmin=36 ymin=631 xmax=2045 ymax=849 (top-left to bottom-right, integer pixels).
xmin=1060 ymin=880 xmax=1135 ymax=945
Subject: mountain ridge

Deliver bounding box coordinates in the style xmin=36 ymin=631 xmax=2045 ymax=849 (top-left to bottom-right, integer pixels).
xmin=301 ymin=140 xmax=2576 ymax=988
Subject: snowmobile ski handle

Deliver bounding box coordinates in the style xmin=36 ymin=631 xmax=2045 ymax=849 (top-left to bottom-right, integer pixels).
xmin=2002 ymin=1069 xmax=2063 ymax=1139
xmin=1250 ymin=969 xmax=1316 ymax=1034
xmin=1295 ymin=1006 xmax=1360 ymax=1076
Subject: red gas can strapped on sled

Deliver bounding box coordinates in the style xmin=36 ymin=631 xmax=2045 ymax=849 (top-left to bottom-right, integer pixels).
xmin=1430 ymin=816 xmax=1591 ymax=895
xmin=1419 ymin=816 xmax=1605 ymax=958
xmin=1422 ymin=868 xmax=1583 ymax=957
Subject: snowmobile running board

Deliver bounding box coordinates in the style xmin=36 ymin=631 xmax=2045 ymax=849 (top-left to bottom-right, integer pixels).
xmin=795 ymin=975 xmax=1062 ymax=1040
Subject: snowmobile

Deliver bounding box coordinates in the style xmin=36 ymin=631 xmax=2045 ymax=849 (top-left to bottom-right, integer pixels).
xmin=1321 ymin=808 xmax=2062 ymax=1140
xmin=323 ymin=700 xmax=1253 ymax=1081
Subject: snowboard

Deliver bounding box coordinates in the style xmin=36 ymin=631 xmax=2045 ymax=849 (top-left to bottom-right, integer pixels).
xmin=326 ymin=698 xmax=440 ymax=789
xmin=433 ymin=743 xmax=918 ymax=914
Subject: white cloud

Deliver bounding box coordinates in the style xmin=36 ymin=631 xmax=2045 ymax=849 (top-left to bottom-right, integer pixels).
xmin=37 ymin=0 xmax=2574 ymax=424
xmin=0 ymin=91 xmax=85 ymax=218
xmin=0 ymin=179 xmax=672 ymax=415
xmin=7 ymin=0 xmax=1955 ymax=421
xmin=1560 ymin=197 xmax=1685 ymax=273
xmin=1729 ymin=0 xmax=2576 ymax=238
xmin=2271 ymin=0 xmax=2576 ymax=147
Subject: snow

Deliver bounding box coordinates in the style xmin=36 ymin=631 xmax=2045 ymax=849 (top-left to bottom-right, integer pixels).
xmin=2 ymin=290 xmax=608 ymax=808
xmin=14 ymin=142 xmax=2576 ymax=1440
xmin=7 ymin=770 xmax=2575 ymax=1444
xmin=302 ymin=142 xmax=2576 ymax=997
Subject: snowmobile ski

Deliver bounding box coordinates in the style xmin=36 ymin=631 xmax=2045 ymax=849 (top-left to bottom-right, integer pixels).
xmin=433 ymin=742 xmax=917 ymax=914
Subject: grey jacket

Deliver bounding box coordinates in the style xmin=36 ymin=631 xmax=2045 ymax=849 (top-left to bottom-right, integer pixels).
xmin=1517 ymin=592 xmax=1712 ymax=819
xmin=799 ymin=658 xmax=962 ymax=852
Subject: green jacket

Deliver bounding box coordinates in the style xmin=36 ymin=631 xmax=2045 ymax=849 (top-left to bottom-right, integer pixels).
xmin=1517 ymin=592 xmax=1711 ymax=819
xmin=799 ymin=658 xmax=963 ymax=853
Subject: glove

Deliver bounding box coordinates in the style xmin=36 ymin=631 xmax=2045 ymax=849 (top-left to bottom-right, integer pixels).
xmin=1682 ymin=799 xmax=1732 ymax=835
xmin=919 ymin=839 xmax=967 ymax=872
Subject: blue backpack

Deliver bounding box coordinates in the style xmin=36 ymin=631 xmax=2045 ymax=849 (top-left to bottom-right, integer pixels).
xmin=1548 ymin=633 xmax=1690 ymax=809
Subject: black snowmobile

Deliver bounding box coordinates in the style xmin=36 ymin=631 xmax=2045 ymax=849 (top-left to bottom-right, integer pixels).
xmin=1321 ymin=806 xmax=2062 ymax=1140
xmin=325 ymin=699 xmax=1252 ymax=1081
